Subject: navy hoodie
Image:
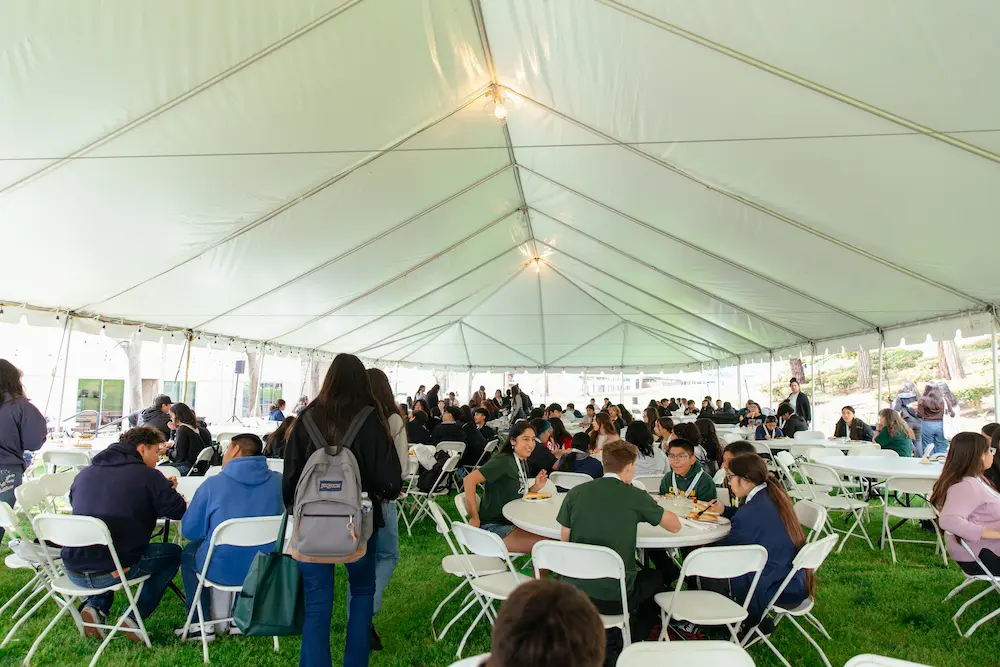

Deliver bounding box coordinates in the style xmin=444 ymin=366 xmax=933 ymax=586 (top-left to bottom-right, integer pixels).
xmin=65 ymin=442 xmax=187 ymax=573
xmin=0 ymin=395 xmax=46 ymax=470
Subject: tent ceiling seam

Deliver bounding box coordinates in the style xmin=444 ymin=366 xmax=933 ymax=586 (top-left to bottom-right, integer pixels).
xmin=630 ymin=321 xmax=715 ymax=364
xmin=354 ymin=320 xmax=456 ymax=357
xmin=595 ymin=0 xmax=1000 ymax=169
xmin=620 ymin=321 xmax=628 ymax=367
xmin=79 ymin=82 xmax=493 ymax=313
xmin=536 ymin=269 xmax=547 ymax=365
xmin=397 ymin=322 xmax=460 ymax=362
xmin=271 ymin=206 xmax=523 ymax=343
xmin=545 ymin=322 xmax=623 ymax=367
xmin=193 ymin=162 xmax=513 ymax=330
xmin=460 ymin=322 xmax=543 ymax=367
xmin=458 ymin=322 xmax=472 ymax=367
xmin=0 ymin=0 xmax=368 ymax=199
xmin=511 ymin=94 xmax=986 ymax=312
xmin=519 ymin=164 xmax=877 ymax=331
xmin=321 ymin=244 xmax=523 ymax=350
xmin=536 ymin=239 xmax=766 ymax=352
xmin=530 ymin=207 xmax=809 ymax=344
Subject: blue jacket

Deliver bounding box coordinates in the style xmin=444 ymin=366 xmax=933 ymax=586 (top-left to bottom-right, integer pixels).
xmin=0 ymin=395 xmax=46 ymax=470
xmin=754 ymin=425 xmax=784 ymax=441
xmin=720 ymin=488 xmax=806 ymax=622
xmin=65 ymin=442 xmax=187 ymax=572
xmin=268 ymin=408 xmax=285 ymax=422
xmin=181 ymin=456 xmax=283 ymax=586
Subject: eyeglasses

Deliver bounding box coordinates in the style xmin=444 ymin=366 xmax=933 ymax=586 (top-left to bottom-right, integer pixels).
xmin=667 ymin=454 xmax=691 ymax=461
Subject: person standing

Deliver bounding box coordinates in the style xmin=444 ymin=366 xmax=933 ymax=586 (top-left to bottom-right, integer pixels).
xmin=128 ymin=394 xmax=173 ymax=441
xmin=282 ymin=354 xmax=402 ymax=667
xmin=787 ymin=379 xmax=811 ymax=425
xmin=893 ymin=381 xmax=922 ymax=456
xmin=509 ymin=385 xmax=525 ymax=421
xmin=918 ymin=384 xmax=949 ymax=456
xmin=0 ymin=360 xmax=46 ymax=540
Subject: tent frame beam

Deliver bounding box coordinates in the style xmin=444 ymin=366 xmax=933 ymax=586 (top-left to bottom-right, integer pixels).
xmin=357 ymin=320 xmax=457 ymax=358
xmin=629 ymin=321 xmax=711 ymax=365
xmin=458 ymin=322 xmax=472 ymax=368
xmin=396 ymin=322 xmax=461 ymax=362
xmin=460 ymin=323 xmax=544 ymax=367
xmin=547 ymin=321 xmax=624 ymax=367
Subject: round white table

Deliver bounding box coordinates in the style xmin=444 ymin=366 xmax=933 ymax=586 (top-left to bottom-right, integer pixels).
xmin=502 ymin=494 xmax=730 ymax=549
xmin=767 ymin=438 xmax=866 ymax=452
xmin=815 ymin=456 xmax=943 ymax=480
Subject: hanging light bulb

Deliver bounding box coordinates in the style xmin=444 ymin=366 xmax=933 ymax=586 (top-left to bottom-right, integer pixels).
xmin=483 ymin=84 xmax=518 ymax=126
xmin=492 ymin=100 xmax=508 ymax=121
xmin=533 ymin=257 xmax=541 ymax=273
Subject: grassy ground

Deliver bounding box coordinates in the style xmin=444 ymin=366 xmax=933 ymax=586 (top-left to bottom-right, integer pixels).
xmin=1 ymin=498 xmax=999 ymax=666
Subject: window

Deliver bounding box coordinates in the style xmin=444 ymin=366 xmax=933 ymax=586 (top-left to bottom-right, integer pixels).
xmin=163 ymin=381 xmax=197 ymax=409
xmin=242 ymin=383 xmax=283 ymax=417
xmin=75 ymin=379 xmax=125 ymax=430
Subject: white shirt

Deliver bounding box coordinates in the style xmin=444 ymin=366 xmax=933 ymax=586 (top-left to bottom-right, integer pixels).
xmin=603 ymin=472 xmax=622 ymax=481
xmin=789 ymin=391 xmax=800 ymax=407
xmin=746 ymin=483 xmax=768 ymax=503
xmin=634 ymin=448 xmax=668 ymax=476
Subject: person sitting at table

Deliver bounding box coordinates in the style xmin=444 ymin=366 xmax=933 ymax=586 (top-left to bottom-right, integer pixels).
xmin=558 ymin=440 xmax=682 ymax=646
xmin=643 ymin=406 xmax=660 ymax=437
xmin=696 ymin=418 xmax=723 ymax=469
xmin=462 ymin=421 xmax=549 ymax=554
xmin=565 ymin=402 xmax=583 ymax=419
xmin=529 ymin=407 xmax=545 ymax=420
xmin=617 ymin=403 xmax=633 ymax=427
xmin=659 ymin=438 xmax=717 ymax=501
xmin=873 ymin=408 xmax=914 ymax=457
xmin=457 ymin=406 xmax=487 ymax=471
xmin=833 ymin=406 xmax=874 ymax=441
xmin=982 ymin=425 xmax=1000 ymax=491
xmin=406 ymin=410 xmax=431 ymax=445
xmin=755 ymin=415 xmax=784 ymax=441
xmin=164 ymin=402 xmax=213 ymax=476
xmin=128 ymin=394 xmax=173 ymax=441
xmin=589 ymin=412 xmax=621 ymax=454
xmin=608 ymin=405 xmax=624 ymax=432
xmin=549 ymin=417 xmax=573 ymax=450
xmin=65 ymin=427 xmax=186 ymax=639
xmin=473 ymin=407 xmax=496 ymax=443
xmin=430 ymin=406 xmax=467 ymax=447
xmin=699 ymin=399 xmax=715 ymax=417
xmin=627 ymin=421 xmax=667 ymax=477
xmin=932 ymin=431 xmax=1000 ymax=575
xmin=720 ymin=401 xmax=737 ymax=416
xmin=268 ymin=399 xmax=286 ymax=422
xmin=674 ymin=422 xmax=710 ymax=469
xmin=545 ymin=403 xmax=563 ymax=421
xmin=556 ymin=432 xmax=603 ymax=480
xmin=705 ymin=454 xmax=811 ymax=631
xmin=526 ymin=418 xmax=560 ymax=478
xmin=262 ymin=416 xmax=295 ymax=458
xmin=716 ymin=400 xmax=724 ymax=412
xmin=776 ymin=403 xmax=808 ymax=440
xmin=668 ymin=398 xmax=680 ymax=412
xmin=684 ymin=400 xmax=699 ymax=416
xmin=738 ymin=401 xmax=763 ymax=429
xmin=654 ymin=417 xmax=674 ymax=450
xmin=581 ymin=404 xmax=596 ymax=428
xmin=178 ymin=433 xmax=282 ymax=640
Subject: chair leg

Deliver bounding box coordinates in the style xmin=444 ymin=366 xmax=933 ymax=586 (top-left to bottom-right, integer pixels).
xmin=944 ymin=577 xmax=978 ymax=602
xmin=752 ymin=627 xmax=792 ymax=667
xmin=438 ymin=592 xmax=479 ymax=642
xmin=804 ymin=612 xmax=832 ymax=640
xmin=456 ymin=600 xmax=491 ymax=658
xmin=432 ymin=580 xmax=469 ymax=639
xmin=953 ymin=584 xmax=993 ymax=630
xmin=273 ymin=636 xmax=280 ymax=652
xmin=197 ymin=599 xmax=210 ymax=664
xmin=1 ymin=572 xmax=42 ymax=616
xmin=787 ymin=615 xmax=832 ymax=667
xmin=4 ymin=590 xmax=53 ymax=649
xmin=22 ymin=594 xmax=74 ymax=666
xmin=963 ymin=603 xmax=1000 ymax=638
xmin=12 ymin=579 xmax=47 ymax=620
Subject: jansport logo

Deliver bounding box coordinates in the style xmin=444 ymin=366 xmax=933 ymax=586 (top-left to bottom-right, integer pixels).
xmin=319 ymin=480 xmax=343 ymax=492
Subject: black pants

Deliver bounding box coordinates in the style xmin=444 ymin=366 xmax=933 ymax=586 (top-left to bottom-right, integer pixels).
xmin=960 ymin=548 xmax=1000 ymax=576
xmin=591 ymin=567 xmax=666 ymax=643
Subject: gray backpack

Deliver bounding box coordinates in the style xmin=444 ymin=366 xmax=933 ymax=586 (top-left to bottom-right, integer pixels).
xmin=290 ymin=408 xmax=374 ymax=564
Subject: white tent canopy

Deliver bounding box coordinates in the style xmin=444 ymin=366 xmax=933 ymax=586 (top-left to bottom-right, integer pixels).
xmin=3 ymin=0 xmax=999 ymax=371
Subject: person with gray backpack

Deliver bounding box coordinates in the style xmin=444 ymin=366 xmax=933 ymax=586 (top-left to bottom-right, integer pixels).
xmin=282 ymin=354 xmax=402 ymax=667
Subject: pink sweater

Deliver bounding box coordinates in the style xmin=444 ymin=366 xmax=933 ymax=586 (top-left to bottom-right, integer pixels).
xmin=939 ymin=476 xmax=1000 ymax=562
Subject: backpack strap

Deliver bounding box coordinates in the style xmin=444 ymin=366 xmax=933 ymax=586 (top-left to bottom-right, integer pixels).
xmin=302 ymin=406 xmax=374 ymax=456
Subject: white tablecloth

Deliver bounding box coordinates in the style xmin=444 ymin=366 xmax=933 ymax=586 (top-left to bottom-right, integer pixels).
xmin=815 ymin=456 xmax=943 ymax=480
xmin=767 ymin=438 xmax=866 ymax=452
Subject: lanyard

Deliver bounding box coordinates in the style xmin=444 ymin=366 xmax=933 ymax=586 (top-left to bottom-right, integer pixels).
xmin=671 ymin=469 xmax=703 ymax=497
xmin=514 ymin=455 xmax=529 ymax=494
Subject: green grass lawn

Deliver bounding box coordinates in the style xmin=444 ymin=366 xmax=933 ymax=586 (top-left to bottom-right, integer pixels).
xmin=1 ymin=497 xmax=999 ymax=666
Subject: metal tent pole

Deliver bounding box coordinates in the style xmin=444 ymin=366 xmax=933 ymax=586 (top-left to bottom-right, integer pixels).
xmin=253 ymin=345 xmax=267 ymax=417
xmin=619 ymin=369 xmax=624 ymax=404
xmin=43 ymin=315 xmax=71 ymax=417
xmin=182 ymin=331 xmax=194 ymax=403
xmin=56 ymin=316 xmax=75 ymax=428
xmin=737 ymin=358 xmax=742 ymax=406
xmin=810 ymin=343 xmax=817 ymax=429
xmin=715 ymin=361 xmax=721 ymax=399
xmin=992 ymin=310 xmax=999 ymax=422
xmin=768 ymin=353 xmax=773 ymax=412
xmin=394 ymin=361 xmax=401 ymax=397
xmin=877 ymin=335 xmax=885 ymax=415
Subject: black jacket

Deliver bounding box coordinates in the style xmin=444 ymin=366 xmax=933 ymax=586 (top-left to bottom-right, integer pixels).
xmin=790 ymin=393 xmax=812 ymax=423
xmin=65 ymin=443 xmax=186 ymax=573
xmin=283 ymin=406 xmax=402 ymax=528
xmin=430 ymin=422 xmax=466 ymax=447
xmin=459 ymin=422 xmax=487 ymax=468
xmin=526 ymin=441 xmax=558 ymax=478
xmin=833 ymin=418 xmax=874 ymax=441
xmin=781 ymin=414 xmax=809 ymax=440
xmin=131 ymin=405 xmax=172 ymax=441
xmin=477 ymin=424 xmax=496 ymax=443
xmin=406 ymin=420 xmax=431 ymax=445
xmin=168 ymin=425 xmax=212 ymax=471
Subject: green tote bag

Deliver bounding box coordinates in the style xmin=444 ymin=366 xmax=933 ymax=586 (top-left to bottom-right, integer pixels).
xmin=232 ymin=511 xmax=305 ymax=636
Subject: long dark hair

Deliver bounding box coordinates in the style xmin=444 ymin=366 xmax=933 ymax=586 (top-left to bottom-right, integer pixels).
xmin=501 ymin=420 xmax=535 ymax=454
xmin=549 ymin=417 xmax=569 ymax=444
xmin=265 ymin=416 xmax=296 ymax=457
xmin=559 ymin=432 xmax=595 ymax=471
xmin=626 ymin=421 xmax=654 ymax=458
xmin=367 ymin=368 xmax=401 ymax=421
xmin=728 ymin=454 xmax=813 ymax=596
xmin=673 ymin=422 xmax=701 ymax=448
xmin=299 ymin=353 xmax=390 ymax=444
xmin=169 ymin=402 xmax=198 ymax=428
xmin=931 ymin=431 xmax=990 ymax=509
xmin=616 ymin=404 xmax=633 ymax=426
xmin=0 ymin=359 xmax=24 ymax=402
xmin=643 ymin=407 xmax=659 ymax=435
xmin=589 ymin=412 xmax=616 ymax=451
xmin=696 ymin=418 xmax=723 ymax=465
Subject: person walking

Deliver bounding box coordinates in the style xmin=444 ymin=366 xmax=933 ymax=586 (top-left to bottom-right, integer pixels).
xmin=918 ymin=383 xmax=950 ymax=456
xmin=0 ymin=360 xmax=46 ymax=540
xmin=893 ymin=381 xmax=922 ymax=456
xmin=282 ymin=354 xmax=402 ymax=667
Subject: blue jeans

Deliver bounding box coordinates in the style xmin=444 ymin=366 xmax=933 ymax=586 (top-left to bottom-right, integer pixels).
xmin=180 ymin=540 xmax=213 ymax=617
xmin=66 ymin=542 xmax=181 ymax=620
xmin=921 ymin=421 xmax=949 ymax=456
xmin=299 ymin=528 xmax=378 ymax=667
xmin=0 ymin=466 xmax=23 ymax=542
xmin=347 ymin=502 xmax=400 ymax=617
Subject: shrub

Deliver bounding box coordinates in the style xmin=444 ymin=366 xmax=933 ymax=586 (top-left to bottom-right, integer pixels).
xmin=873 ymin=349 xmax=924 ymax=372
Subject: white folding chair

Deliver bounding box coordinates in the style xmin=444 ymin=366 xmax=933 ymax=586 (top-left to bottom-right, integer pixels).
xmin=436 ymin=441 xmax=466 ymax=456
xmin=872 ymin=449 xmax=900 ymax=458
xmin=882 ymin=477 xmax=945 ymax=565
xmin=775 ymin=452 xmax=831 ymax=501
xmin=157 ymin=465 xmax=181 ymax=480
xmin=793 ymin=499 xmax=829 ymax=543
xmin=402 ymin=453 xmax=461 ymax=535
xmin=655 ymin=544 xmax=768 ymax=643
xmin=40 ymin=450 xmax=91 ymax=474
xmin=470 ymin=439 xmax=498 ymax=471
xmin=15 ymin=480 xmax=52 ymax=518
xmin=179 ymin=516 xmax=283 ymax=663
xmin=634 ymin=475 xmax=664 ymax=493
xmin=721 ymin=432 xmax=745 ymax=445
xmin=789 ymin=444 xmax=817 ymax=459
xmin=27 ymin=514 xmax=153 ymax=667
xmin=37 ymin=471 xmax=78 ymax=512
xmin=549 ymin=471 xmax=593 ymax=491
xmin=215 ymin=433 xmax=238 ymax=448
xmin=532 ymin=541 xmax=632 ymax=647
xmin=944 ymin=535 xmax=1000 ymax=637
xmin=426 ymin=501 xmax=505 ymax=641
xmin=450 ymin=522 xmax=531 ymax=658
xmin=848 ymin=443 xmax=881 ymax=456
xmin=204 ymin=466 xmax=223 ymax=477
xmin=743 ymin=535 xmax=839 ymax=667
xmin=455 ymin=494 xmax=474 ymax=523
xmin=265 ymin=458 xmax=284 ymax=474
xmin=187 ymin=447 xmax=217 ymax=476
xmin=798 ymin=463 xmax=873 ymax=552
xmin=845 ymin=655 xmax=931 ymax=667
xmin=617 ymin=640 xmax=754 ymax=666
xmin=176 ymin=476 xmax=207 ymax=502
xmin=794 ymin=431 xmax=825 ymax=441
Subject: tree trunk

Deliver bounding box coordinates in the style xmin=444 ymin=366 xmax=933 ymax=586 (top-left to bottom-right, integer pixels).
xmin=120 ymin=334 xmax=143 ymax=415
xmin=857 ymin=348 xmax=873 ymax=391
xmin=246 ymin=349 xmax=261 ymax=417
xmin=941 ymin=339 xmax=966 ymax=380
xmin=789 ymin=359 xmax=805 ymax=386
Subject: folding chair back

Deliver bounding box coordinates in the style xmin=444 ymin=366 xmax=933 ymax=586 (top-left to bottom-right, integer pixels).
xmin=38 ymin=471 xmax=78 ymax=501
xmin=205 ymin=466 xmax=223 ymax=477
xmin=793 ymin=500 xmax=827 ymax=540
xmin=452 ymin=521 xmax=508 ymax=561
xmin=14 ymin=481 xmax=49 ymax=515
xmin=634 ymin=474 xmax=664 ymax=492
xmin=844 ymin=655 xmax=931 ymax=667
xmin=436 ymin=441 xmax=466 ymax=456
xmin=793 ymin=533 xmax=838 ymax=571
xmin=681 ymin=544 xmax=768 ymax=581
xmin=872 ymin=449 xmax=899 ymax=458
xmin=187 ymin=446 xmax=217 ymax=476
xmin=794 ymin=431 xmax=825 ymax=440
xmin=216 ymin=433 xmax=238 ymax=447
xmin=455 ymin=494 xmax=477 ymax=523
xmin=157 ymin=465 xmax=181 ymax=479
xmin=885 ymin=476 xmax=934 ymax=496
xmin=550 ymin=471 xmax=592 ymax=490
xmin=814 ymin=448 xmax=845 ymax=459
xmin=617 ymin=640 xmax=755 ymax=666
xmin=33 ymin=514 xmax=114 ymax=549
xmin=799 ymin=462 xmax=847 ymax=490
xmin=40 ymin=450 xmax=90 ymax=471
xmin=789 ymin=444 xmax=815 ymax=459
xmin=0 ymin=501 xmax=23 ymax=537
xmin=752 ymin=441 xmax=773 ymax=457
xmin=265 ymin=459 xmax=284 ymax=474
xmin=210 ymin=516 xmax=283 ymax=550
xmin=176 ymin=476 xmax=207 ymax=501
xmin=849 ymin=444 xmax=881 ymax=456
xmin=631 ymin=479 xmax=647 ymax=491
xmin=427 ymin=501 xmax=453 ymax=538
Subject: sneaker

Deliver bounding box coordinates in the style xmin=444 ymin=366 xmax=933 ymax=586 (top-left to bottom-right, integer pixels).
xmin=228 ymin=625 xmax=242 ymax=636
xmin=174 ymin=625 xmax=216 ymax=642
xmin=667 ymin=620 xmax=705 ymax=641
xmin=370 ymin=624 xmax=383 ymax=651
xmin=79 ymin=606 xmax=106 ymax=640
xmin=120 ymin=616 xmax=146 ymax=643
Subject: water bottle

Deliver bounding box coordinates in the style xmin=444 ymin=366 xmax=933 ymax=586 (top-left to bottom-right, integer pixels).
xmin=361 ymin=492 xmax=372 ymax=515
